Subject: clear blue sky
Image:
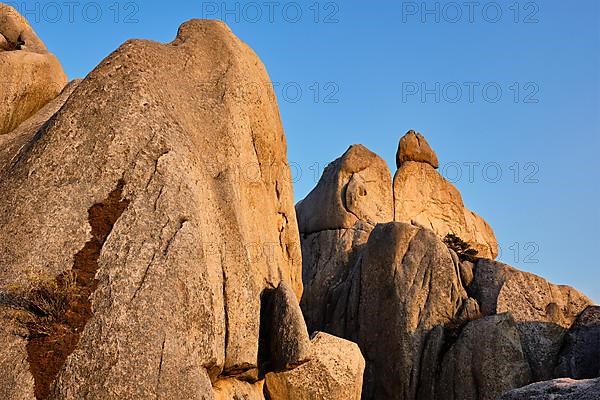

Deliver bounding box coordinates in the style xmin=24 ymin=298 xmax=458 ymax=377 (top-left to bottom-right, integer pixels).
xmin=17 ymin=0 xmax=599 ymax=302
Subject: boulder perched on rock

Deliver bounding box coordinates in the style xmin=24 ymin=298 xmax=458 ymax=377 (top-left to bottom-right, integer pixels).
xmin=396 ymin=130 xmax=439 ymax=169
xmin=555 ymin=306 xmax=600 ymax=380
xmin=265 ymin=332 xmax=365 ymax=400
xmin=296 ymin=144 xmax=393 ymax=234
xmin=0 ymin=3 xmax=67 ymax=135
xmin=0 ymin=19 xmax=306 ymax=399
xmin=259 ymin=282 xmax=311 ymax=373
xmin=499 ymin=378 xmax=600 ymax=400
xmin=393 ymin=159 xmax=498 ymax=259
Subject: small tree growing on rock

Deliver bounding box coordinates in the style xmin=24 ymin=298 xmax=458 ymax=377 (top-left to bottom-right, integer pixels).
xmin=444 ymin=233 xmax=479 ymax=262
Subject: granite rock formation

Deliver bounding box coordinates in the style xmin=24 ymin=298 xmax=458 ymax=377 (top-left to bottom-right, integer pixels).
xmin=393 ymin=131 xmax=497 ymax=259
xmin=297 ymin=137 xmax=594 ymax=400
xmin=0 ymin=17 xmax=365 ymax=400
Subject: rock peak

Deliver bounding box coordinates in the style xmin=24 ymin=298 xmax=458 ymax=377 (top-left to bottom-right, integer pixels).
xmin=396 ymin=130 xmax=439 ymax=169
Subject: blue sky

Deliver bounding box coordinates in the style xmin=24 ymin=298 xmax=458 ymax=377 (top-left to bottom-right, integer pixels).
xmin=16 ymin=0 xmax=599 ymax=301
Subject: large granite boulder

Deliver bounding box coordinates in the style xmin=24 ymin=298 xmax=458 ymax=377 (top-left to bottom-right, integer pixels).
xmin=259 ymin=282 xmax=311 ymax=373
xmin=356 ymin=222 xmax=467 ymax=399
xmin=555 ymin=306 xmax=600 ymax=380
xmin=266 ymin=332 xmax=365 ymax=400
xmin=296 ymin=144 xmax=393 ymax=335
xmin=296 ymin=144 xmax=393 ymax=234
xmin=499 ymin=378 xmax=600 ymax=400
xmin=0 ymin=3 xmax=67 ymax=135
xmin=437 ymin=313 xmax=531 ymax=400
xmin=393 ymin=131 xmax=497 ymax=259
xmin=0 ymin=19 xmax=305 ymax=399
xmin=470 ymin=260 xmax=592 ymax=381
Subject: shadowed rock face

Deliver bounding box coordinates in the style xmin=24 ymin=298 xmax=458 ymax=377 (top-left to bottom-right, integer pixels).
xmin=0 ymin=19 xmax=311 ymax=399
xmin=437 ymin=313 xmax=531 ymax=400
xmin=0 ymin=3 xmax=67 ymax=135
xmin=357 ymin=222 xmax=467 ymax=400
xmin=555 ymin=306 xmax=600 ymax=380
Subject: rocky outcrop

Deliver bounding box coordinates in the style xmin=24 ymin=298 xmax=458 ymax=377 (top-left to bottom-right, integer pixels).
xmin=265 ymin=332 xmax=365 ymax=400
xmin=396 ymin=130 xmax=439 ymax=169
xmin=0 ymin=19 xmax=308 ymax=399
xmin=470 ymin=260 xmax=592 ymax=381
xmin=393 ymin=133 xmax=498 ymax=259
xmin=499 ymin=378 xmax=600 ymax=400
xmin=296 ymin=144 xmax=393 ymax=234
xmin=296 ymin=133 xmax=595 ymax=400
xmin=437 ymin=313 xmax=531 ymax=400
xmin=555 ymin=306 xmax=600 ymax=380
xmin=0 ymin=3 xmax=67 ymax=135
xmin=299 ymin=220 xmax=372 ymax=336
xmin=297 ymin=144 xmax=392 ymax=335
xmin=357 ymin=222 xmax=467 ymax=399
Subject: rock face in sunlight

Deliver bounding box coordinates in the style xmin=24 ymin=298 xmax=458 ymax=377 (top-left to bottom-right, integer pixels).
xmin=296 ymin=133 xmax=596 ymax=400
xmin=0 ymin=7 xmax=597 ymax=400
xmin=0 ymin=3 xmax=67 ymax=136
xmin=393 ymin=130 xmax=498 ymax=259
xmin=296 ymin=144 xmax=394 ymax=235
xmin=0 ymin=16 xmax=364 ymax=400
xmin=396 ymin=130 xmax=439 ymax=169
xmin=266 ymin=332 xmax=365 ymax=400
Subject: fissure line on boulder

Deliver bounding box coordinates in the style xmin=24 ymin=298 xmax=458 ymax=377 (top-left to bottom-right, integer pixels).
xmin=25 ymin=179 xmax=130 ymax=400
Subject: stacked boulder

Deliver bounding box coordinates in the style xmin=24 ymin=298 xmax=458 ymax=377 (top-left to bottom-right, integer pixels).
xmin=297 ymin=131 xmax=596 ymax=399
xmin=393 ymin=130 xmax=498 ymax=259
xmin=0 ymin=10 xmax=364 ymax=400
